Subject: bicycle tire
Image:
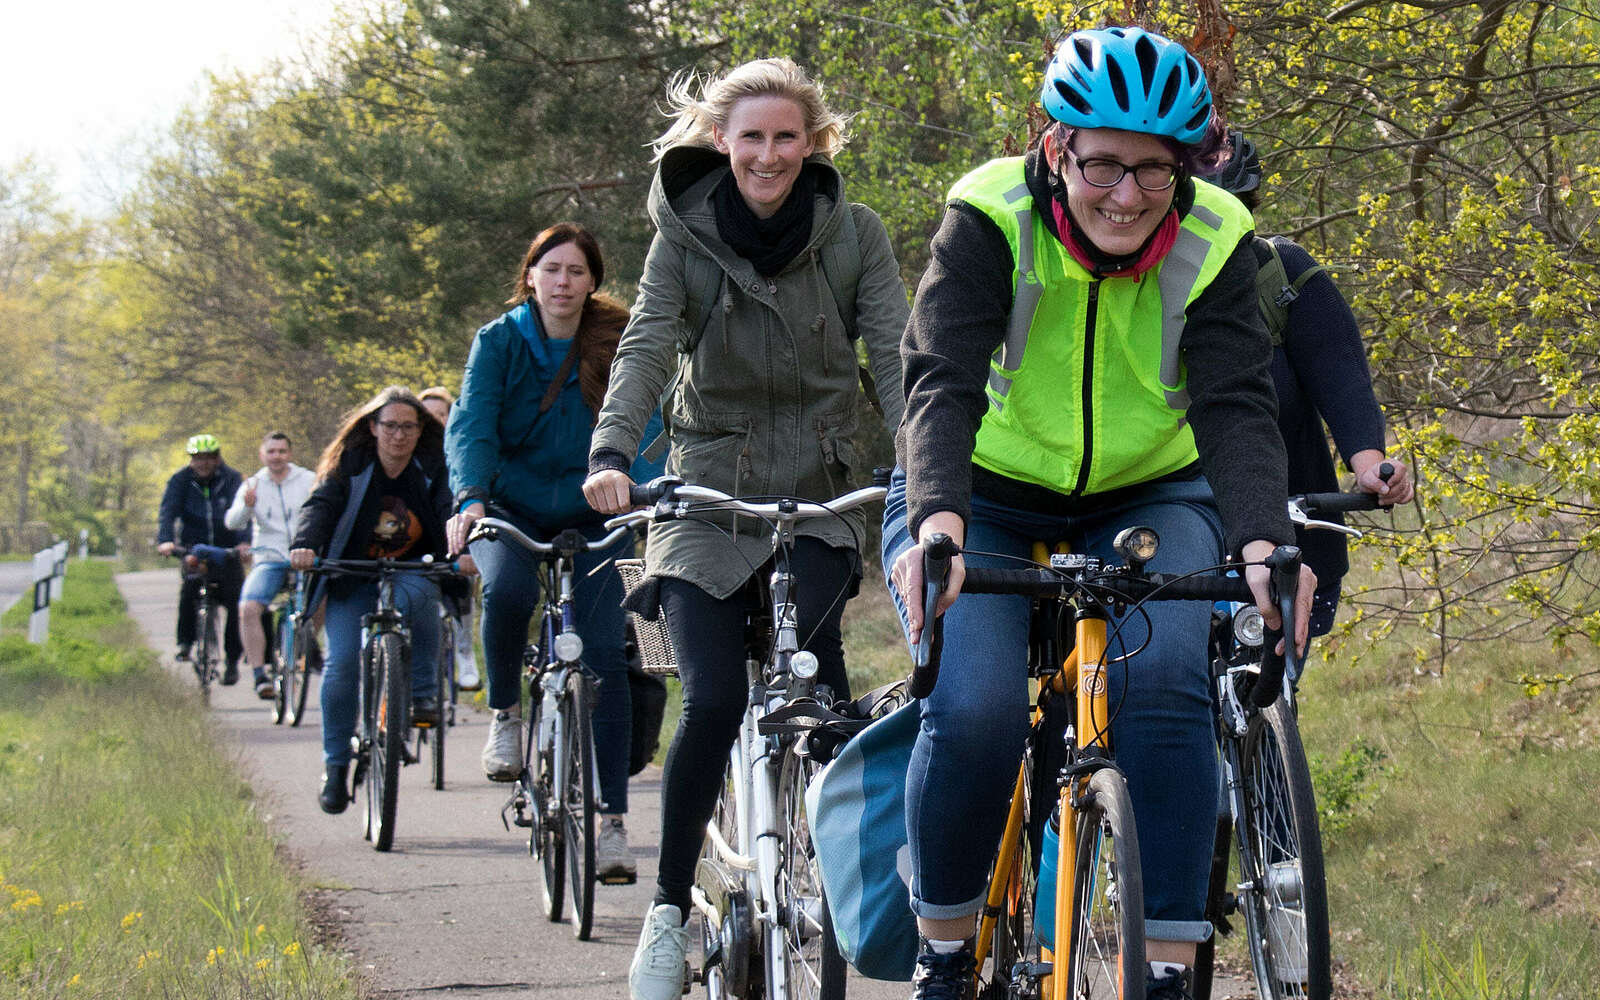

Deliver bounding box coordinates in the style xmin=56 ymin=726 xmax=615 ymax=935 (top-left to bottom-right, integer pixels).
xmin=698 ymin=758 xmax=750 ymax=1000
xmin=198 ymin=597 xmax=221 ymax=699
xmin=530 ymin=671 xmax=566 ymax=922
xmin=776 ymin=746 xmax=846 ymax=1000
xmin=365 ymin=630 xmax=407 ymax=852
xmin=1234 ymin=700 xmax=1330 ymax=1000
xmin=562 ymin=670 xmax=597 ymax=940
xmin=287 ymin=616 xmax=313 ymax=726
xmin=271 ymin=608 xmax=293 ymax=724
xmin=1064 ymin=767 xmax=1146 ymax=1000
xmin=428 ymin=615 xmax=449 ymax=790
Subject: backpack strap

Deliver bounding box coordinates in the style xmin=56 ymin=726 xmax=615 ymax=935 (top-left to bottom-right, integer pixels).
xmin=1253 ymin=236 xmax=1326 ymax=346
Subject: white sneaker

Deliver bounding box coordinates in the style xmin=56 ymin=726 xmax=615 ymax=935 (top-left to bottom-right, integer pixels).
xmin=629 ymin=903 xmax=688 ymax=1000
xmin=454 ymin=623 xmax=481 ymax=690
xmin=597 ymin=814 xmax=638 ymax=883
xmin=481 ymin=710 xmax=523 ymax=781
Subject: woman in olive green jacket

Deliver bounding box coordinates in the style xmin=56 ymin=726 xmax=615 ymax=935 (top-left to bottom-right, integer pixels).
xmin=583 ymin=57 xmax=906 ymax=1000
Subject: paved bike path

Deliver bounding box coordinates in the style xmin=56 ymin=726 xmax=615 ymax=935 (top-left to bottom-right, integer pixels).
xmin=117 ymin=568 xmax=915 ymax=999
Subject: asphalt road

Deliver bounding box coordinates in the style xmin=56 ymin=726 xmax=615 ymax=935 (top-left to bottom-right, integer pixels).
xmin=0 ymin=559 xmax=39 ymax=616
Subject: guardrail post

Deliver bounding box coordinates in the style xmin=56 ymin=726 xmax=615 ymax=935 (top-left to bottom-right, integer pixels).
xmin=29 ymin=547 xmax=53 ymax=644
xmin=51 ymin=540 xmax=68 ymax=600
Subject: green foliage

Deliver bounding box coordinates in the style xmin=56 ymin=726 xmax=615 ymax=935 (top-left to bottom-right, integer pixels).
xmin=1386 ymin=932 xmax=1575 ymax=1000
xmin=1309 ymin=736 xmax=1389 ymax=835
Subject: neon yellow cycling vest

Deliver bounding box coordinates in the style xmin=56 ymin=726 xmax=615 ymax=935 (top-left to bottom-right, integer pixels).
xmin=949 ymin=158 xmax=1253 ymax=496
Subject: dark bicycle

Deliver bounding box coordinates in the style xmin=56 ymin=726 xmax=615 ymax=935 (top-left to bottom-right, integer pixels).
xmin=468 ymin=515 xmax=638 ymax=941
xmin=305 ymin=556 xmax=464 ymax=852
xmin=263 ymin=568 xmax=315 ymax=726
xmin=169 ymin=544 xmax=239 ymax=702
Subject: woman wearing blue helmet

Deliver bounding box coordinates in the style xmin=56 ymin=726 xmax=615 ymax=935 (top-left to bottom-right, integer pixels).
xmin=883 ymin=27 xmax=1315 ymax=1000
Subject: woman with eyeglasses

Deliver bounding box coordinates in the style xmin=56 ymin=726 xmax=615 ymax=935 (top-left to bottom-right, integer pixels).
xmin=442 ymin=223 xmax=662 ymax=884
xmin=882 ymin=27 xmax=1315 ymax=999
xmin=290 ymin=385 xmax=472 ymax=814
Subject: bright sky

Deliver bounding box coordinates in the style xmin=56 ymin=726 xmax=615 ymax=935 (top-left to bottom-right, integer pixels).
xmin=3 ymin=0 xmax=346 ymax=212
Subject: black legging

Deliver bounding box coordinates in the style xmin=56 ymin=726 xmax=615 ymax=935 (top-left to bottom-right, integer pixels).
xmin=177 ymin=561 xmax=244 ymax=667
xmin=653 ymin=539 xmax=857 ymax=915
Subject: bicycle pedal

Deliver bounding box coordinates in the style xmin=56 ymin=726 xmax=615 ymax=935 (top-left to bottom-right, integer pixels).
xmin=598 ymin=872 xmax=637 ymax=886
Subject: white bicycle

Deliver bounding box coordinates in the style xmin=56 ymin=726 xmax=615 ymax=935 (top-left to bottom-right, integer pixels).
xmin=610 ymin=476 xmax=888 ymax=1000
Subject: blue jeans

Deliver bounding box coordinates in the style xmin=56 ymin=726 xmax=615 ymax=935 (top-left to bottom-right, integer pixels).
xmin=469 ymin=513 xmax=633 ymax=815
xmin=881 ymin=469 xmax=1222 ymax=944
xmin=320 ymin=574 xmax=441 ymax=767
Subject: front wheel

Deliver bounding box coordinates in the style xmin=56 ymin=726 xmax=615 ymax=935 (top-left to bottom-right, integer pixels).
xmin=197 ymin=597 xmax=221 ymax=699
xmin=529 ymin=671 xmax=566 ymax=923
xmin=286 ymin=617 xmax=313 ymax=726
xmin=365 ymin=630 xmax=407 ymax=852
xmin=271 ymin=609 xmax=294 ymax=725
xmin=1234 ymin=700 xmax=1330 ymax=1000
xmin=1064 ymin=768 xmax=1146 ymax=1000
xmin=562 ymin=670 xmax=597 ymax=940
xmin=428 ymin=615 xmax=450 ymax=790
xmin=776 ymin=746 xmax=846 ymax=1000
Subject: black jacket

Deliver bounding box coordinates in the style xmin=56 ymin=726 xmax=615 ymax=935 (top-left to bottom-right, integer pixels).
xmin=157 ymin=464 xmax=245 ymax=548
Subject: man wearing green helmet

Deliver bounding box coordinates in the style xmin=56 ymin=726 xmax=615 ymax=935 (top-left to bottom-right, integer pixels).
xmin=157 ymin=433 xmax=247 ymax=681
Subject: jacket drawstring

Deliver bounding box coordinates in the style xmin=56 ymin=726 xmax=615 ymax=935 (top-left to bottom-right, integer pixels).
xmin=719 ymin=272 xmax=733 ymax=355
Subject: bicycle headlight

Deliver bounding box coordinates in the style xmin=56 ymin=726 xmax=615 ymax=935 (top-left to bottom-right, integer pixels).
xmin=1113 ymin=526 xmax=1160 ymax=568
xmin=1233 ymin=605 xmax=1266 ymax=647
xmin=553 ymin=632 xmax=584 ymax=663
xmin=791 ymin=650 xmax=819 ymax=679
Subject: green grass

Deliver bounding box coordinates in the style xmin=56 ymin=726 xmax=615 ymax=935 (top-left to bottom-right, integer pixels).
xmin=0 ymin=561 xmax=357 ymax=999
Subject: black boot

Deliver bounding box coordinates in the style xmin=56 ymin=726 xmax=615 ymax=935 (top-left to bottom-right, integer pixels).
xmin=319 ymin=764 xmax=350 ymax=814
xmin=910 ymin=937 xmax=975 ymax=1000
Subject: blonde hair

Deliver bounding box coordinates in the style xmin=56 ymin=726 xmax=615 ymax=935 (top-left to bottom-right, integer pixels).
xmin=651 ymin=58 xmax=849 ymax=162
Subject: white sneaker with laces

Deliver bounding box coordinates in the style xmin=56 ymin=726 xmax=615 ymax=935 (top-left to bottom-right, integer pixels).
xmin=454 ymin=620 xmax=481 ymax=690
xmin=597 ymin=814 xmax=638 ymax=883
xmin=629 ymin=903 xmax=688 ymax=1000
xmin=481 ymin=709 xmax=523 ymax=781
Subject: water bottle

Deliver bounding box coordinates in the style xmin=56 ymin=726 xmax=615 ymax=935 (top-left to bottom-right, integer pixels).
xmin=1034 ymin=807 xmax=1062 ymax=948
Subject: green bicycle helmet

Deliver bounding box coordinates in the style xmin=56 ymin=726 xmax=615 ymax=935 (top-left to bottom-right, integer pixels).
xmin=186 ymin=433 xmax=221 ymax=455
xmin=1041 ymin=27 xmax=1213 ymax=145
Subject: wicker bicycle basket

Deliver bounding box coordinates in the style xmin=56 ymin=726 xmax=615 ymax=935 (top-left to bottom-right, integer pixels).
xmin=616 ymin=558 xmax=679 ymax=676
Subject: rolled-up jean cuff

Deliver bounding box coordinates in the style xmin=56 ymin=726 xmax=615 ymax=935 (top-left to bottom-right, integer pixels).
xmin=1145 ymin=918 xmax=1213 ymax=944
xmin=909 ymin=889 xmax=989 ymax=922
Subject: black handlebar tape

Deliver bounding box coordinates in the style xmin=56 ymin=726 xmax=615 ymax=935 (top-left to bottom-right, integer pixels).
xmin=1251 ymin=545 xmax=1304 ymax=708
xmin=1297 ymin=491 xmax=1384 ymax=515
xmin=910 ymin=534 xmax=961 ymax=699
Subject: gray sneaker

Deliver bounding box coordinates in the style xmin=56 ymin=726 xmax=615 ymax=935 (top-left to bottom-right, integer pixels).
xmin=481 ymin=709 xmax=523 ymax=781
xmin=597 ymin=814 xmax=638 ymax=884
xmin=628 ymin=903 xmax=688 ymax=1000
xmin=454 ymin=623 xmax=482 ymax=690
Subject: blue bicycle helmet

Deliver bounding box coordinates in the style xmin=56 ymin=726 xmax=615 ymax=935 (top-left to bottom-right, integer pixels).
xmin=1041 ymin=27 xmax=1213 ymax=145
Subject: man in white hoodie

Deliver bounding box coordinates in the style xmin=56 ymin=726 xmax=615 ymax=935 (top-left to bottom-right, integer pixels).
xmin=226 ymin=432 xmax=318 ymax=698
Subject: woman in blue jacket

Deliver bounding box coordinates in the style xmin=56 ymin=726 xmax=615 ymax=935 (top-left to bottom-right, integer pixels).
xmin=445 ymin=222 xmax=660 ymax=883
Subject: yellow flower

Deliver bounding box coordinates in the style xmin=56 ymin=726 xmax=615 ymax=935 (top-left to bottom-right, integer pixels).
xmin=256 ymin=923 xmax=267 ymax=936
xmin=10 ymin=891 xmax=42 ymax=912
xmin=282 ymin=942 xmax=301 ymax=957
xmin=255 ymin=958 xmax=271 ymax=971
xmin=55 ymin=900 xmax=84 ymax=915
xmin=121 ymin=910 xmax=143 ymax=930
xmin=68 ymin=974 xmax=81 ymax=987
xmin=206 ymin=948 xmax=219 ymax=966
xmin=136 ymin=949 xmax=161 ymax=970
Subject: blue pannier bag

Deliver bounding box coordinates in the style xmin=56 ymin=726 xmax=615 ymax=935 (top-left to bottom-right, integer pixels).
xmin=805 ymin=700 xmax=919 ymax=981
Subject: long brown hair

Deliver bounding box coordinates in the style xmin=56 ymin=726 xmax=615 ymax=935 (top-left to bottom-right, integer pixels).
xmin=314 ymin=386 xmax=443 ymax=480
xmin=504 ymin=223 xmax=628 ymax=414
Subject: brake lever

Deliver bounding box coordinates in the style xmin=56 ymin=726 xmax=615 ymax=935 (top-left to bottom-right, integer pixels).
xmin=1286 ymin=499 xmax=1363 ymax=538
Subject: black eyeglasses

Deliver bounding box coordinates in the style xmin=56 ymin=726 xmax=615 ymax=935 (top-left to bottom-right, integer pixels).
xmin=1065 ymin=147 xmax=1178 ymax=192
xmin=375 ymin=420 xmax=421 ymax=435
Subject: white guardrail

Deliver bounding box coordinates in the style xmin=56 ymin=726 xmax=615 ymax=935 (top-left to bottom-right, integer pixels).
xmin=29 ymin=540 xmax=69 ymax=644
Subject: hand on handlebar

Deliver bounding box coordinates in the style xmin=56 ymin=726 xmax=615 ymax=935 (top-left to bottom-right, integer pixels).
xmin=583 ymin=469 xmax=637 ymax=516
xmin=446 ymin=505 xmax=483 ymax=556
xmin=1351 ymin=451 xmax=1413 ymax=506
xmin=289 ymin=547 xmax=317 ymax=571
xmin=1240 ymin=539 xmax=1317 ymax=656
xmin=889 ymin=512 xmax=966 ymax=646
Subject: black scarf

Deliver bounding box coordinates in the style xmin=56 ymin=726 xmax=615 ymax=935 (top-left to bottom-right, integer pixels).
xmin=713 ymin=166 xmax=816 ymax=277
